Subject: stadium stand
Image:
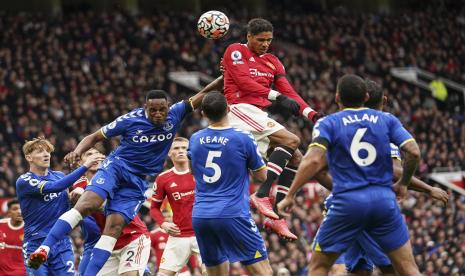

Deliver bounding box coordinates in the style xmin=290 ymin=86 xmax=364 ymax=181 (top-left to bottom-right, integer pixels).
xmin=0 ymin=4 xmax=464 ymax=274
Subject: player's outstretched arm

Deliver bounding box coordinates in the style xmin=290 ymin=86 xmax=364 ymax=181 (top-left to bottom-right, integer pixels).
xmin=392 ymin=159 xmax=448 ymax=204
xmin=64 ymin=129 xmax=106 ymax=166
xmin=188 ymin=75 xmax=224 ymax=110
xmin=40 ymin=154 xmax=101 ymax=194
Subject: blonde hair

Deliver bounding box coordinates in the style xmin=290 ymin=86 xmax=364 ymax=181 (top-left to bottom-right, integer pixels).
xmin=173 ymin=137 xmax=189 ymax=143
xmin=22 ymin=137 xmax=55 ymax=156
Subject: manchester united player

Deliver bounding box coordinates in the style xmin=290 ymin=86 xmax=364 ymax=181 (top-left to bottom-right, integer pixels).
xmin=221 ymin=18 xmax=322 ymax=240
xmin=0 ymin=199 xmax=25 ymax=275
xmin=72 ymin=148 xmax=151 ymax=276
xmin=150 ymin=213 xmax=200 ymax=275
xmin=150 ymin=137 xmax=203 ymax=276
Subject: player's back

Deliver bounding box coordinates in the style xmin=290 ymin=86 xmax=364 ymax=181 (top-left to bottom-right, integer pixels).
xmin=189 ymin=127 xmax=264 ymax=218
xmin=314 ymin=108 xmax=412 ymax=194
xmin=15 ymin=170 xmax=70 ymax=241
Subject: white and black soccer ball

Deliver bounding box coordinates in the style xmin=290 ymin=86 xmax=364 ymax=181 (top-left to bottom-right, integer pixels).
xmin=197 ymin=10 xmax=230 ymax=39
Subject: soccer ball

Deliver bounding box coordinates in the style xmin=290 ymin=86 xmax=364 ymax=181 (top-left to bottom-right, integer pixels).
xmin=197 ymin=11 xmax=230 ymax=39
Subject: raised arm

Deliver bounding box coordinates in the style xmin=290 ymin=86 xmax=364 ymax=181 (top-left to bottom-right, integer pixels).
xmin=64 ymin=129 xmax=106 ymax=166
xmin=392 ymin=158 xmax=448 ymax=204
xmin=189 ymin=75 xmax=224 ymax=110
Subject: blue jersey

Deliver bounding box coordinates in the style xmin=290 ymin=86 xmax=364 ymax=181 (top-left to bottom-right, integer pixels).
xmin=101 ymin=101 xmax=191 ymax=176
xmin=16 ymin=171 xmax=71 ymax=242
xmin=189 ymin=127 xmax=265 ymax=218
xmin=312 ymin=108 xmax=413 ymax=194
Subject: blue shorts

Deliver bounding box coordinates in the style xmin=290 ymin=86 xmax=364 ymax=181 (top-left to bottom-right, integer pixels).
xmin=24 ymin=238 xmax=75 ymax=275
xmin=344 ymin=231 xmax=392 ymax=272
xmin=192 ymin=216 xmax=268 ymax=267
xmin=86 ymin=157 xmax=147 ymax=223
xmin=313 ymin=186 xmax=409 ymax=254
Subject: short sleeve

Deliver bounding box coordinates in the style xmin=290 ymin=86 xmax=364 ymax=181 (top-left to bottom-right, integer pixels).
xmin=101 ymin=114 xmax=131 ymax=139
xmin=16 ymin=174 xmax=45 ymax=196
xmin=386 ymin=113 xmax=414 ymax=147
xmin=244 ymin=133 xmax=266 ymax=171
xmin=152 ymin=177 xmax=166 ymax=203
xmin=310 ymin=117 xmax=332 ymax=150
xmin=169 ymin=101 xmax=190 ymax=125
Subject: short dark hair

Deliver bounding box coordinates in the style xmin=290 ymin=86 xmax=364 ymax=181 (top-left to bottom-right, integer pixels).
xmin=7 ymin=199 xmax=19 ymax=209
xmin=337 ymin=74 xmax=367 ymax=108
xmin=201 ymin=92 xmax=228 ymax=122
xmin=365 ymin=79 xmax=384 ymax=109
xmin=247 ymin=18 xmax=273 ymax=35
xmin=146 ymin=90 xmax=168 ymax=102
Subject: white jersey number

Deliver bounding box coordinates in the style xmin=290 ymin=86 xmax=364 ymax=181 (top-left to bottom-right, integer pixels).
xmin=350 ymin=128 xmax=376 ymax=166
xmin=203 ymin=151 xmax=222 ymax=183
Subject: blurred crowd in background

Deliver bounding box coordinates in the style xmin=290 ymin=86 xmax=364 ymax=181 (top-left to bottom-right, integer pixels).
xmin=0 ymin=2 xmax=464 ymax=274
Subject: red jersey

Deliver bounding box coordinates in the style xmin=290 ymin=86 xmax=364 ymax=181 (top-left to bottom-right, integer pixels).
xmin=0 ymin=218 xmax=26 ymax=275
xmin=150 ymin=168 xmax=195 ymax=237
xmin=223 ymin=43 xmax=311 ymax=115
xmin=73 ymin=177 xmax=149 ymax=250
xmin=150 ymin=228 xmax=169 ymax=269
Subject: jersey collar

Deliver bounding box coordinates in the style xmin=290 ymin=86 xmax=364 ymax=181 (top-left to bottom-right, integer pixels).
xmin=172 ymin=167 xmax=190 ymax=175
xmin=343 ymin=107 xmax=369 ymax=111
xmin=207 ymin=126 xmax=232 ymax=130
xmin=7 ymin=219 xmax=24 ymax=230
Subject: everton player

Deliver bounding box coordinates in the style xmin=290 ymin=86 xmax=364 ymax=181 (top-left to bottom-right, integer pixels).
xmin=317 ymin=80 xmax=448 ymax=275
xmin=0 ymin=199 xmax=25 ymax=275
xmin=150 ymin=137 xmax=203 ymax=276
xmin=222 ymin=18 xmax=323 ymax=239
xmin=189 ymin=92 xmax=272 ymax=276
xmin=72 ymin=148 xmax=150 ymax=276
xmin=28 ymin=79 xmax=222 ymax=274
xmin=278 ymin=75 xmax=422 ymax=276
xmin=16 ymin=137 xmax=100 ymax=275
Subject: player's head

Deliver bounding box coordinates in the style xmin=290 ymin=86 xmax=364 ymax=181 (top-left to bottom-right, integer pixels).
xmin=365 ymin=79 xmax=386 ymax=111
xmin=80 ymin=147 xmax=105 ymax=173
xmin=335 ymin=74 xmax=368 ymax=108
xmin=145 ymin=90 xmax=169 ymax=124
xmin=168 ymin=137 xmax=189 ymax=164
xmin=201 ymin=92 xmax=228 ymax=123
xmin=7 ymin=199 xmax=22 ymax=224
xmin=22 ymin=137 xmax=54 ymax=169
xmin=246 ymin=18 xmax=273 ymax=55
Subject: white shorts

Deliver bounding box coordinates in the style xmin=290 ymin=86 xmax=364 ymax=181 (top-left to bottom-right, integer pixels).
xmin=228 ymin=103 xmax=284 ymax=157
xmin=98 ymin=234 xmax=151 ymax=276
xmin=159 ymin=236 xmax=202 ymax=273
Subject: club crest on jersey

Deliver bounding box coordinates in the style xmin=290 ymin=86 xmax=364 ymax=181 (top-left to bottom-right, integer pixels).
xmin=96 ymin=178 xmax=105 ymax=184
xmin=266 ymin=62 xmax=276 ymax=70
xmin=163 ymin=122 xmax=173 ymax=131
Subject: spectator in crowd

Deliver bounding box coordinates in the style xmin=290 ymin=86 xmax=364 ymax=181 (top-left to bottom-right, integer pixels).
xmin=0 ymin=4 xmax=464 ymax=274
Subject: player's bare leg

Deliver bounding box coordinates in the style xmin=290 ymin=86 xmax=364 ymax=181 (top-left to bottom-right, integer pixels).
xmin=28 ymin=190 xmax=104 ymax=269
xmin=120 ymin=271 xmax=139 ymax=276
xmin=307 ymin=251 xmax=340 ymax=276
xmin=330 ymin=264 xmax=347 ymax=276
xmin=244 ymin=259 xmax=273 ymax=276
xmin=386 ymin=240 xmax=421 ymax=276
xmin=156 ymin=268 xmax=176 ymax=276
xmin=205 ymin=261 xmax=229 ymax=276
